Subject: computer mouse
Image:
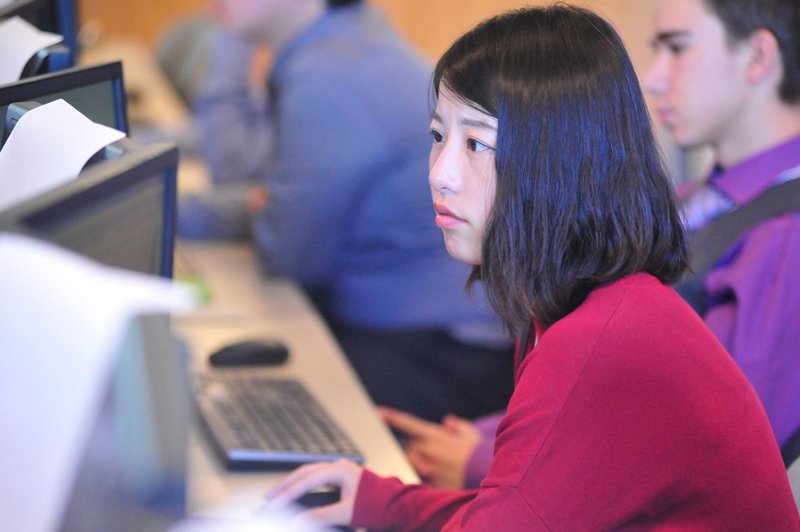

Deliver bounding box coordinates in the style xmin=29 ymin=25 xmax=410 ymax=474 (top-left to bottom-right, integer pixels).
xmin=293 ymin=490 xmax=354 ymax=531
xmin=208 ymin=339 xmax=290 ymax=367
xmin=294 ymin=488 xmax=341 ymax=508
xmin=252 ymin=489 xmax=351 ymax=530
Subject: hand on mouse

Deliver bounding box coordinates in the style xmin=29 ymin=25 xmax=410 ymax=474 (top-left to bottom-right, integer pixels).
xmin=265 ymin=459 xmax=363 ymax=527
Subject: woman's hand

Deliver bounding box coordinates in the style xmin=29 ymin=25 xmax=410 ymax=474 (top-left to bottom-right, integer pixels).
xmin=380 ymin=406 xmax=481 ymax=490
xmin=265 ymin=459 xmax=363 ymax=527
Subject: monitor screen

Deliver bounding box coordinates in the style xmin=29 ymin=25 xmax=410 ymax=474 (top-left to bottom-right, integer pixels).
xmin=0 ymin=0 xmax=78 ymax=62
xmin=0 ymin=60 xmax=128 ymax=139
xmin=0 ymin=141 xmax=178 ymax=278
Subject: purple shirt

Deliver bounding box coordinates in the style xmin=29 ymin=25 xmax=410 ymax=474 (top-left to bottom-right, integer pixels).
xmin=685 ymin=135 xmax=800 ymax=447
xmin=465 ymin=413 xmax=501 ymax=488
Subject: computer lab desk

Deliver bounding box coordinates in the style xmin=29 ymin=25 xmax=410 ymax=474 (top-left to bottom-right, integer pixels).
xmin=171 ymin=241 xmax=419 ymax=519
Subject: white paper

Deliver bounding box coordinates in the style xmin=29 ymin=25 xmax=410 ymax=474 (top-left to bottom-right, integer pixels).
xmin=0 ymin=98 xmax=125 ymax=211
xmin=0 ymin=16 xmax=63 ymax=83
xmin=0 ymin=233 xmax=198 ymax=532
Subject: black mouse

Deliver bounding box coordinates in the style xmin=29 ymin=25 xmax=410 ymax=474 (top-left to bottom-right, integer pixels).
xmin=294 ymin=488 xmax=341 ymax=508
xmin=252 ymin=489 xmax=352 ymax=530
xmin=293 ymin=489 xmax=353 ymax=531
xmin=208 ymin=339 xmax=290 ymax=367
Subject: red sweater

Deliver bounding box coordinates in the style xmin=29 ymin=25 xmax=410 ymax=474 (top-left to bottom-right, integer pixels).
xmin=352 ymin=274 xmax=799 ymax=530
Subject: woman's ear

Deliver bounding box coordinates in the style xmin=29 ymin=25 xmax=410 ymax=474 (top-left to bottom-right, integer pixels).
xmin=745 ymin=28 xmax=781 ymax=86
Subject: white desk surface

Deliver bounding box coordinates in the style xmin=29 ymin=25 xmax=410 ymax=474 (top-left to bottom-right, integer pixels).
xmin=172 ymin=241 xmax=419 ymax=518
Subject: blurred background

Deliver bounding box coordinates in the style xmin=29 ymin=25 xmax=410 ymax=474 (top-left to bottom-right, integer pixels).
xmin=77 ymin=0 xmax=658 ymax=71
xmin=73 ymin=0 xmax=709 ymax=189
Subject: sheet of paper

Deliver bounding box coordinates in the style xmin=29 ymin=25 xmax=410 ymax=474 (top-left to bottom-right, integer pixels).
xmin=0 ymin=16 xmax=63 ymax=83
xmin=0 ymin=233 xmax=198 ymax=532
xmin=0 ymin=98 xmax=125 ymax=211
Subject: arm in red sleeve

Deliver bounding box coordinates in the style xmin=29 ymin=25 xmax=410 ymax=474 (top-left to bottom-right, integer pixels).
xmin=352 ymin=470 xmax=476 ymax=531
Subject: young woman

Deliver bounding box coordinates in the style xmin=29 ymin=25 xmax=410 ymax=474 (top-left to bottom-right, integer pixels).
xmin=265 ymin=5 xmax=800 ymax=530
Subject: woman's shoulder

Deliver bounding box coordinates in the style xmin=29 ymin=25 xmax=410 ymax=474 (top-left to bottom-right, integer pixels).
xmin=506 ymin=278 xmax=793 ymax=528
xmin=524 ymin=272 xmax=724 ymax=398
xmin=539 ymin=273 xmax=687 ymax=347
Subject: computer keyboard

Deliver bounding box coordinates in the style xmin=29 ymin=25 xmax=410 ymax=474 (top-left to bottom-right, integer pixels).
xmin=194 ymin=373 xmax=363 ymax=469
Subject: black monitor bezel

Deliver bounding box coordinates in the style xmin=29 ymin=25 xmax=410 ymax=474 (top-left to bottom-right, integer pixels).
xmin=0 ymin=61 xmax=128 ymax=133
xmin=0 ymin=142 xmax=179 ymax=278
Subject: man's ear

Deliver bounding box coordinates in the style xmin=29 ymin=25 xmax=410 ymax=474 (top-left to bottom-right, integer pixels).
xmin=745 ymin=28 xmax=781 ymax=85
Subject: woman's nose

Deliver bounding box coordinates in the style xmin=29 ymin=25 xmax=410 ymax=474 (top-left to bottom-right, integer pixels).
xmin=428 ymin=142 xmax=460 ymax=194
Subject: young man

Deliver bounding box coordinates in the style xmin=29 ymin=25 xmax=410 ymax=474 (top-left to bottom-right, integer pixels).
xmin=643 ymin=0 xmax=800 ymax=459
xmin=180 ymin=0 xmax=515 ymax=423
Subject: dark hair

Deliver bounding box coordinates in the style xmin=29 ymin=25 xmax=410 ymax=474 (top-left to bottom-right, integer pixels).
xmin=705 ymin=0 xmax=800 ymax=104
xmin=433 ymin=4 xmax=688 ymax=333
xmin=326 ymin=0 xmax=362 ymax=8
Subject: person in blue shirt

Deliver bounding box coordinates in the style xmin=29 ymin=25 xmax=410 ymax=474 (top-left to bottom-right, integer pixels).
xmin=180 ymin=0 xmax=514 ymax=422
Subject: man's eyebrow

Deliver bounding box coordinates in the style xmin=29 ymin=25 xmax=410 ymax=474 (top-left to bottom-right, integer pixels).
xmin=651 ymin=30 xmax=690 ymax=47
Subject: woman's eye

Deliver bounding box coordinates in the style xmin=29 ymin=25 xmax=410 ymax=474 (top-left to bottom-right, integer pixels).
xmin=467 ymin=138 xmax=491 ymax=152
xmin=430 ymin=130 xmax=443 ymax=143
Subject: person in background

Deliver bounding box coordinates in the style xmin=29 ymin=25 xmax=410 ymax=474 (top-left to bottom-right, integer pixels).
xmin=384 ymin=0 xmax=800 ymax=490
xmin=378 ymin=405 xmax=489 ymax=489
xmin=264 ymin=6 xmax=800 ymax=530
xmin=179 ymin=0 xmax=514 ymax=423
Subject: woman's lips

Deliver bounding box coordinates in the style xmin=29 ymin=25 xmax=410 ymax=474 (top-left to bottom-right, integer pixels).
xmin=434 ymin=203 xmax=465 ymax=229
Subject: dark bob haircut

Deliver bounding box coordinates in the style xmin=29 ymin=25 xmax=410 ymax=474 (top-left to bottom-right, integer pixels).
xmin=705 ymin=0 xmax=800 ymax=104
xmin=433 ymin=3 xmax=688 ymax=333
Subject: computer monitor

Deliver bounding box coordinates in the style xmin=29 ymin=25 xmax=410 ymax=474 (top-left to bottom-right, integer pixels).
xmin=0 ymin=141 xmax=178 ymax=278
xmin=0 ymin=0 xmax=78 ymax=67
xmin=56 ymin=313 xmax=191 ymax=532
xmin=0 ymin=61 xmax=127 ymax=143
xmin=19 ymin=43 xmax=72 ymax=78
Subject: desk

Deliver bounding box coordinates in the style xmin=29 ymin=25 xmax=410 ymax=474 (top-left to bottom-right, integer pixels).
xmin=172 ymin=241 xmax=419 ymax=518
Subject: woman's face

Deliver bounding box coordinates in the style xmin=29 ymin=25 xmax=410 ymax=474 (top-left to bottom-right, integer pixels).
xmin=428 ymin=86 xmax=498 ymax=265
